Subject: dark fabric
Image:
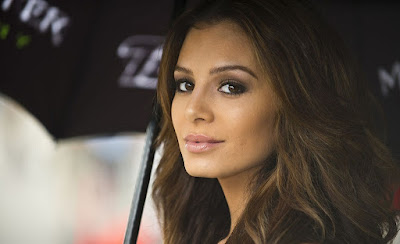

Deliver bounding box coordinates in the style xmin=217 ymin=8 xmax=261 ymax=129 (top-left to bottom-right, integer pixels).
xmin=0 ymin=0 xmax=174 ymax=138
xmin=317 ymin=2 xmax=400 ymax=160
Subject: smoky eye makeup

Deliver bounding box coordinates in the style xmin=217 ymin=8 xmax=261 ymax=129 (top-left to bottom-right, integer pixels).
xmin=218 ymin=80 xmax=248 ymax=96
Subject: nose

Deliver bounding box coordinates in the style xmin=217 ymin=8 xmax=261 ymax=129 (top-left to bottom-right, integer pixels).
xmin=184 ymin=88 xmax=214 ymax=123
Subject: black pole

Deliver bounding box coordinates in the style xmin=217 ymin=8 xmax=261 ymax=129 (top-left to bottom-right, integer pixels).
xmin=123 ymin=109 xmax=160 ymax=244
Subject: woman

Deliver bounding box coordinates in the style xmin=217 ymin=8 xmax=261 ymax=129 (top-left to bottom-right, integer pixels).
xmin=152 ymin=0 xmax=400 ymax=243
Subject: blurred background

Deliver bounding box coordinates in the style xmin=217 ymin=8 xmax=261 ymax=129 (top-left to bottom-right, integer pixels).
xmin=0 ymin=0 xmax=399 ymax=243
xmin=0 ymin=95 xmax=161 ymax=243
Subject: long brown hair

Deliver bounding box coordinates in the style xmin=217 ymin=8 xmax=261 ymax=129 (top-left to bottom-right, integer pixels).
xmin=152 ymin=0 xmax=400 ymax=243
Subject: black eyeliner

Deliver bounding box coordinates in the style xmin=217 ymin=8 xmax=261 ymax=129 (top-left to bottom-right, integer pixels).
xmin=219 ymin=80 xmax=247 ymax=95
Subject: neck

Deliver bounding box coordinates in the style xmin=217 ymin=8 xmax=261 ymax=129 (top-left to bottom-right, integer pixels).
xmin=220 ymin=177 xmax=247 ymax=234
xmin=218 ymin=167 xmax=259 ymax=241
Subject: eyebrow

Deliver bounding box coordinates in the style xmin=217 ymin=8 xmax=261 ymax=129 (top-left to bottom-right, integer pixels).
xmin=174 ymin=65 xmax=258 ymax=79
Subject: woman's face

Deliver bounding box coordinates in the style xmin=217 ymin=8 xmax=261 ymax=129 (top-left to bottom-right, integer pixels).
xmin=171 ymin=20 xmax=278 ymax=180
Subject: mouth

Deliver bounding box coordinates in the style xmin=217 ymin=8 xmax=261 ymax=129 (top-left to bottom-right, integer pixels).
xmin=184 ymin=134 xmax=224 ymax=153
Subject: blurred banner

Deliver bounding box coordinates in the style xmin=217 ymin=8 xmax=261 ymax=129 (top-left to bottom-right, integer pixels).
xmin=0 ymin=0 xmax=174 ymax=139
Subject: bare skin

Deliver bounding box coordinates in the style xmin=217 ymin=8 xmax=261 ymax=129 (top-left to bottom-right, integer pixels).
xmin=217 ymin=166 xmax=260 ymax=243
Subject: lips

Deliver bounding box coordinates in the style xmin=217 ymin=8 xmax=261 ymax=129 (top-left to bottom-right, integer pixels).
xmin=184 ymin=134 xmax=224 ymax=153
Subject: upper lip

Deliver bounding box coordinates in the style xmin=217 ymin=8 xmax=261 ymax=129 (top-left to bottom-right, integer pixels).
xmin=184 ymin=134 xmax=224 ymax=143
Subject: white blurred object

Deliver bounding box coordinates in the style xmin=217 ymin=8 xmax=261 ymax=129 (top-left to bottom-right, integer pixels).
xmin=0 ymin=94 xmax=161 ymax=244
xmin=0 ymin=95 xmax=62 ymax=243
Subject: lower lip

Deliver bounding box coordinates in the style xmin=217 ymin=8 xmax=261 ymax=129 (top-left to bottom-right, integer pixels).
xmin=185 ymin=141 xmax=223 ymax=153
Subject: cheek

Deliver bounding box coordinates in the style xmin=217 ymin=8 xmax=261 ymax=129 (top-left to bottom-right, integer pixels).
xmin=235 ymin=107 xmax=277 ymax=162
xmin=171 ymin=98 xmax=181 ymax=133
xmin=171 ymin=98 xmax=188 ymax=153
xmin=255 ymin=107 xmax=276 ymax=146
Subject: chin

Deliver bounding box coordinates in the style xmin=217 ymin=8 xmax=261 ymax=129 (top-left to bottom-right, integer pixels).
xmin=184 ymin=167 xmax=213 ymax=178
xmin=183 ymin=162 xmax=220 ymax=178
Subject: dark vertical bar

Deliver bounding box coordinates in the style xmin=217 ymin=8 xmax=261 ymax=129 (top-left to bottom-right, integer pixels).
xmin=123 ymin=112 xmax=160 ymax=244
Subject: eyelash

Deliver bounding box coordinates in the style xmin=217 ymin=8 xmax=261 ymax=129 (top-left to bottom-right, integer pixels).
xmin=174 ymin=79 xmax=247 ymax=96
xmin=175 ymin=79 xmax=194 ymax=93
xmin=219 ymin=80 xmax=247 ymax=95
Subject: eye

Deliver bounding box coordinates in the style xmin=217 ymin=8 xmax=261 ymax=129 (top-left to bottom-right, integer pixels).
xmin=175 ymin=79 xmax=194 ymax=93
xmin=218 ymin=81 xmax=247 ymax=95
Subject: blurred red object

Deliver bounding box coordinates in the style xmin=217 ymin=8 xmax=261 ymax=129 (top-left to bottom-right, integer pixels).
xmin=74 ymin=218 xmax=159 ymax=244
xmin=74 ymin=220 xmax=125 ymax=244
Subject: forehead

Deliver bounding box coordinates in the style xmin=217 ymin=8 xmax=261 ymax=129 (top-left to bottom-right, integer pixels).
xmin=177 ymin=20 xmax=260 ymax=69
